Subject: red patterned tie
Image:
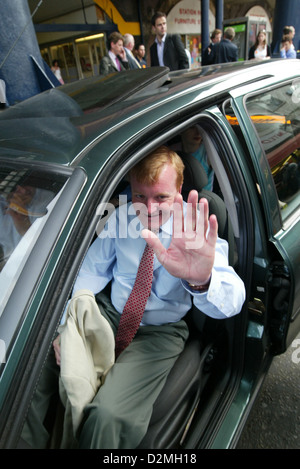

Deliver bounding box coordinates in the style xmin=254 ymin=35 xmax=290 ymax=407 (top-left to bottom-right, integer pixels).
xmin=115 ymin=243 xmax=154 ymax=357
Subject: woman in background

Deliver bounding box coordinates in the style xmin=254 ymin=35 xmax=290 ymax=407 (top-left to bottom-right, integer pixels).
xmin=51 ymin=60 xmax=64 ymax=85
xmin=249 ymin=31 xmax=271 ymax=61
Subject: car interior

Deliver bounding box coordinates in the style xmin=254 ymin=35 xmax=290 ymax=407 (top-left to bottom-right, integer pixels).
xmin=19 ymin=119 xmax=246 ymax=450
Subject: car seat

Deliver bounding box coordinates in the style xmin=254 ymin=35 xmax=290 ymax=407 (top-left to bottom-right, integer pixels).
xmin=138 ymin=153 xmax=235 ymax=448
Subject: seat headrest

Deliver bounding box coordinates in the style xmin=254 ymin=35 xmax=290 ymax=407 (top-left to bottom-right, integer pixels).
xmin=179 ymin=152 xmax=208 ymax=195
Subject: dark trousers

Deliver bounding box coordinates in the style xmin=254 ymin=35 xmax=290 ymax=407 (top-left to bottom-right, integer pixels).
xmin=78 ymin=293 xmax=189 ymax=449
xmin=22 ymin=293 xmax=189 ymax=449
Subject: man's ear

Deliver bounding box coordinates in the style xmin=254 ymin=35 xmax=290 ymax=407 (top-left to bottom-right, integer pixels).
xmin=179 ymin=185 xmax=182 ymax=194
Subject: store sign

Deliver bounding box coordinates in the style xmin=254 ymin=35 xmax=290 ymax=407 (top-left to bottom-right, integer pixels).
xmin=167 ymin=0 xmax=214 ymax=35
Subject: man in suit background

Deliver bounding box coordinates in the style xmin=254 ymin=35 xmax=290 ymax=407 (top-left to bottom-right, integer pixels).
xmin=123 ymin=33 xmax=142 ymax=69
xmin=212 ymin=27 xmax=239 ymax=64
xmin=99 ymin=32 xmax=129 ymax=75
xmin=202 ymin=29 xmax=222 ymax=66
xmin=150 ymin=12 xmax=189 ymax=71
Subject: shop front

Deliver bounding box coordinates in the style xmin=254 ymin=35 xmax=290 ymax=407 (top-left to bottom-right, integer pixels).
xmin=40 ymin=33 xmax=107 ymax=83
xmin=35 ymin=4 xmax=117 ymax=83
xmin=35 ymin=0 xmax=142 ymax=83
xmin=166 ymin=0 xmax=215 ymax=68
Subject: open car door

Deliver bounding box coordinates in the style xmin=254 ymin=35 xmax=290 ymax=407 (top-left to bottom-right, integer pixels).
xmin=228 ymin=77 xmax=300 ymax=354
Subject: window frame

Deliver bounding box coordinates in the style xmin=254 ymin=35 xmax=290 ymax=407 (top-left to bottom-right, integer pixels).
xmin=244 ymin=81 xmax=300 ymax=227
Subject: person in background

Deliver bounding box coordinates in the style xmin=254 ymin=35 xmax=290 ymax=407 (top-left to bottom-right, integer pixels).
xmin=51 ymin=60 xmax=64 ymax=85
xmin=150 ymin=11 xmax=189 ymax=71
xmin=273 ymin=25 xmax=296 ymax=56
xmin=202 ymin=29 xmax=222 ymax=66
xmin=123 ymin=33 xmax=141 ymax=69
xmin=99 ymin=32 xmax=129 ymax=75
xmin=135 ymin=44 xmax=147 ymax=68
xmin=212 ymin=27 xmax=238 ymax=63
xmin=248 ymin=30 xmax=271 ymax=60
xmin=0 ymin=183 xmax=53 ymax=268
xmin=283 ymin=25 xmax=296 ymax=48
xmin=180 ymin=126 xmax=214 ymax=191
xmin=280 ymin=34 xmax=297 ymax=59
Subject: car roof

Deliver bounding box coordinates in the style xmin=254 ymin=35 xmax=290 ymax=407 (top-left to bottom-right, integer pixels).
xmin=0 ymin=59 xmax=299 ymax=168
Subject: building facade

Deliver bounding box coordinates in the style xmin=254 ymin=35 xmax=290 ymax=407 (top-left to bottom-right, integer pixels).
xmin=28 ymin=0 xmax=277 ymax=82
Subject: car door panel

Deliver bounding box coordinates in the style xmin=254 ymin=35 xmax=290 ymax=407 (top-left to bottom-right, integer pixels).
xmin=229 ymin=81 xmax=300 ymax=353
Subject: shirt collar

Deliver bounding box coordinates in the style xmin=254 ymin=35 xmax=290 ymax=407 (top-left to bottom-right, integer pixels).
xmin=108 ymin=50 xmax=117 ymax=60
xmin=156 ymin=33 xmax=167 ymax=45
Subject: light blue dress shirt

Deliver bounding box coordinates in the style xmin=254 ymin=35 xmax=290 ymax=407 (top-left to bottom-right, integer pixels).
xmin=73 ymin=202 xmax=245 ymax=324
xmin=280 ymin=47 xmax=297 ymax=59
xmin=155 ymin=34 xmax=166 ymax=67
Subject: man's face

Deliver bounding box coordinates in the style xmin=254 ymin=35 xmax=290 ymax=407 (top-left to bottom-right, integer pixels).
xmin=153 ymin=16 xmax=167 ymax=38
xmin=111 ymin=39 xmax=124 ymax=56
xmin=131 ymin=164 xmax=180 ymax=231
xmin=213 ymin=33 xmax=222 ymax=44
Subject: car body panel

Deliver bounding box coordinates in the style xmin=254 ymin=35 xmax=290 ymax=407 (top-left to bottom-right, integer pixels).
xmin=230 ymin=78 xmax=300 ymax=353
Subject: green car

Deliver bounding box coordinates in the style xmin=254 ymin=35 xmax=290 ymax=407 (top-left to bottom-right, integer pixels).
xmin=0 ymin=60 xmax=299 ymax=450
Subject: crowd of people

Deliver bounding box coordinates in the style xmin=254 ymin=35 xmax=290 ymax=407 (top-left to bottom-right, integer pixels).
xmin=99 ymin=11 xmax=189 ymax=75
xmin=49 ymin=12 xmax=297 ymax=82
xmin=96 ymin=13 xmax=298 ymax=78
xmin=248 ymin=25 xmax=296 ymax=61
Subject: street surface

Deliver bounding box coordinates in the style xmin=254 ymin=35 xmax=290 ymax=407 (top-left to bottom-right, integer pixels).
xmin=237 ymin=332 xmax=300 ymax=449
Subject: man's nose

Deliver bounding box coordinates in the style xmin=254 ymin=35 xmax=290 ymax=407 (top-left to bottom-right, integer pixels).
xmin=146 ymin=199 xmax=157 ymax=214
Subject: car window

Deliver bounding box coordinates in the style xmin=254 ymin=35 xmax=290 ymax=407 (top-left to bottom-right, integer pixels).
xmin=245 ymin=82 xmax=300 ymax=222
xmin=0 ymin=165 xmax=67 ymax=317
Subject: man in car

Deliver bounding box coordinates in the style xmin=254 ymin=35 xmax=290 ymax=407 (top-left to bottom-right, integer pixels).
xmin=136 ymin=43 xmax=147 ymax=68
xmin=53 ymin=145 xmax=245 ymax=448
